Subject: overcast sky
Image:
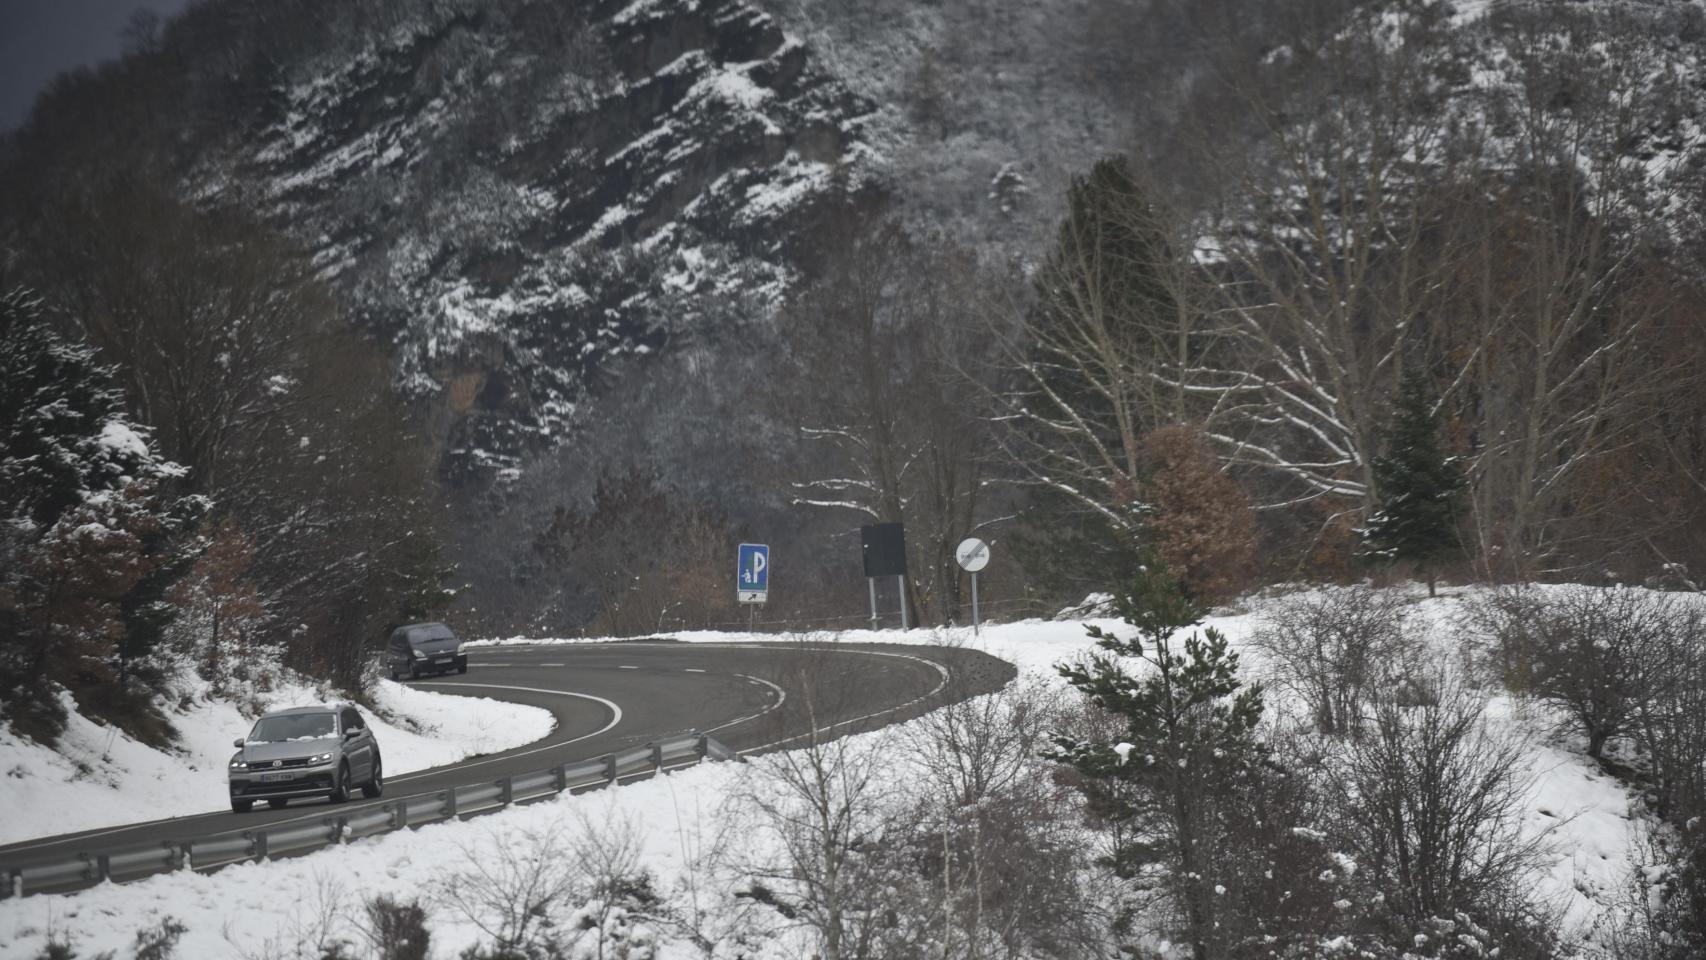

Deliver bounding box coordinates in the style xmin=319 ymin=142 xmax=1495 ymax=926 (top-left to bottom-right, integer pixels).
xmin=0 ymin=0 xmax=194 ymax=131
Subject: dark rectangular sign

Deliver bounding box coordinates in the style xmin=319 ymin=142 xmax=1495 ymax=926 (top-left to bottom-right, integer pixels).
xmin=861 ymin=522 xmax=907 ymax=577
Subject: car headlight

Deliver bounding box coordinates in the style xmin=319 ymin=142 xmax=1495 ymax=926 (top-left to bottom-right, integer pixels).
xmin=309 ymin=753 xmax=332 ymax=764
xmin=230 ymin=760 xmax=248 ymax=770
xmin=411 ymin=648 xmax=424 ymax=659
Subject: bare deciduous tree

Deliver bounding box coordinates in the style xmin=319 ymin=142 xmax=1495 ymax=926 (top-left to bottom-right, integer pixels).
xmin=999 ymin=156 xmax=1216 ymax=540
xmin=780 ymin=219 xmax=1001 ymax=626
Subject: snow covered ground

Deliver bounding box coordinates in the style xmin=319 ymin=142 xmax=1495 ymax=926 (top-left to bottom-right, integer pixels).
xmin=0 ymin=672 xmax=555 ymax=848
xmin=0 ymin=585 xmax=1655 ymax=958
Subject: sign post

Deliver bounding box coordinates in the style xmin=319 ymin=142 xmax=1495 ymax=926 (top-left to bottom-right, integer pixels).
xmin=955 ymin=537 xmax=990 ymax=633
xmin=737 ymin=543 xmax=769 ymax=609
xmin=861 ymin=523 xmax=908 ymax=630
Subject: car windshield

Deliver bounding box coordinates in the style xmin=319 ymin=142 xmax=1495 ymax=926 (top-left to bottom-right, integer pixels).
xmin=407 ymin=625 xmax=455 ymax=646
xmin=247 ymin=713 xmax=336 ymax=743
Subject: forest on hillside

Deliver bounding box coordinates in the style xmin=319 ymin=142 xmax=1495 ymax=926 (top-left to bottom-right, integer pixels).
xmin=2 ymin=0 xmax=1705 ymax=756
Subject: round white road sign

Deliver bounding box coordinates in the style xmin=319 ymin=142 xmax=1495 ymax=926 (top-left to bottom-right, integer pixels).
xmin=955 ymin=537 xmax=990 ymax=573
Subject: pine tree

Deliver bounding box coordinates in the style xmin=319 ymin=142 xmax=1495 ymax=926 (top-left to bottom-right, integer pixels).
xmin=1048 ymin=553 xmax=1266 ymax=960
xmin=0 ymin=287 xmax=189 ymax=740
xmin=1360 ymin=376 xmax=1465 ymax=597
xmin=1011 ymin=157 xmax=1188 ymax=596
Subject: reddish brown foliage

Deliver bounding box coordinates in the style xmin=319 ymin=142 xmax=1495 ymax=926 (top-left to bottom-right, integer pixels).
xmin=1142 ymin=425 xmax=1256 ymax=604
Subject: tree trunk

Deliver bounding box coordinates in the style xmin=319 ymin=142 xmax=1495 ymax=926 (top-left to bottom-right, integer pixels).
xmin=1587 ymin=727 xmax=1608 ymax=761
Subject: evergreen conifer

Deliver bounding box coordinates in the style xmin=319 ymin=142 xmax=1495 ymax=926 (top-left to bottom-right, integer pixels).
xmin=1048 ymin=553 xmax=1266 ymax=959
xmin=1361 ymin=376 xmax=1465 ymax=597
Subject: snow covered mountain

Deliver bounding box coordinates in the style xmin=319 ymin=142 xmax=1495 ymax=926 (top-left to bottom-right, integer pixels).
xmin=11 ymin=0 xmax=1706 ymax=505
xmin=168 ymin=0 xmax=879 ymax=482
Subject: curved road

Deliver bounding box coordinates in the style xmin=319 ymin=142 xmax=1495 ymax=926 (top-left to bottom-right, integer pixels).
xmin=0 ymin=640 xmax=1014 ymax=877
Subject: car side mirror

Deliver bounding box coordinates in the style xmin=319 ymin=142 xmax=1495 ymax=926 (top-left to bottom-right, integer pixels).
xmin=233 ymin=737 xmax=245 ymax=748
xmin=344 ymin=728 xmax=358 ymax=739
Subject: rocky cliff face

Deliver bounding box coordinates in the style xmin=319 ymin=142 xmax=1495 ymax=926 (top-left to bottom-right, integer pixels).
xmin=195 ymin=0 xmax=877 ymax=482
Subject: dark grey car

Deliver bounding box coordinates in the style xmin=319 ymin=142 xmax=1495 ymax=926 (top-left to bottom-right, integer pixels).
xmin=385 ymin=621 xmax=468 ymax=681
xmin=228 ymin=704 xmax=382 ymax=812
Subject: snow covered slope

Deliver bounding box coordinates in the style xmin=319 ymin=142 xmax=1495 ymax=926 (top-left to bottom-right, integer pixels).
xmin=0 ymin=584 xmax=1654 ymax=959
xmin=0 ymin=674 xmax=553 ymax=847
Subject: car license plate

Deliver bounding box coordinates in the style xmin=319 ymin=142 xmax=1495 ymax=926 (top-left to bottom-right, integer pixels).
xmin=435 ymin=656 xmax=451 ymax=663
xmin=261 ymin=772 xmax=294 ymax=783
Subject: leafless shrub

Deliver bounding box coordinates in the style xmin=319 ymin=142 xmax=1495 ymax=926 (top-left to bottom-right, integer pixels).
xmin=223 ymin=870 xmax=353 ymax=960
xmin=566 ymin=807 xmax=651 ymax=960
xmin=355 ymin=896 xmax=429 ymax=960
xmin=1469 ymin=585 xmax=1699 ymax=762
xmin=441 ymin=811 xmax=662 ymax=960
xmin=1249 ymin=585 xmax=1415 ymax=735
xmin=901 ymin=675 xmax=1104 ymax=958
xmin=905 ymin=673 xmax=1059 ymax=808
xmin=1598 ymin=825 xmax=1674 ymax=960
xmin=742 ymin=720 xmax=917 ymax=959
xmin=723 ymin=635 xmax=927 ymax=959
xmin=1625 ymin=609 xmax=1706 ymax=822
xmin=131 ymin=916 xmax=187 ymax=960
xmin=1330 ymin=676 xmax=1549 ymax=929
xmin=431 ymin=823 xmax=583 ymax=955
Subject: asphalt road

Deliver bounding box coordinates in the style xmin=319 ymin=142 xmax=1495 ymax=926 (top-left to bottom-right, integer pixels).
xmin=0 ymin=639 xmax=1014 ymax=875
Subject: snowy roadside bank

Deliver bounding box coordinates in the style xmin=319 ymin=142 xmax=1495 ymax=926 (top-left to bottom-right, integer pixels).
xmin=474 ymin=589 xmax=1646 ymax=942
xmin=0 ymin=675 xmax=555 ymax=848
xmin=1 ymin=584 xmax=1659 ymax=959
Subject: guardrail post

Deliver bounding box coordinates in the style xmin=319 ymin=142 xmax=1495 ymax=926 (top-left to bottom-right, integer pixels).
xmin=249 ymin=830 xmax=268 ymax=862
xmin=499 ymin=777 xmax=513 ymax=806
xmin=442 ymin=788 xmax=458 ymax=820
xmin=167 ymin=842 xmax=185 ymax=872
xmin=603 ymin=753 xmax=618 ymax=785
xmin=553 ymin=763 xmax=567 ymax=793
xmin=8 ymin=868 xmax=21 ymax=900
xmin=388 ymin=802 xmax=405 ymax=831
xmin=331 ymin=816 xmax=349 ymax=845
xmin=650 ymin=741 xmax=664 ymax=772
xmin=95 ymin=852 xmax=111 ymax=883
xmin=696 ymin=734 xmax=709 ymax=758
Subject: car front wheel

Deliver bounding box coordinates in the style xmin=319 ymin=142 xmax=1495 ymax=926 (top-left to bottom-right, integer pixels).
xmin=329 ymin=761 xmax=350 ymax=804
xmin=362 ymin=754 xmax=384 ymax=798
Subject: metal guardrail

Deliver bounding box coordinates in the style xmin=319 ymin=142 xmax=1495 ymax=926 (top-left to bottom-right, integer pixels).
xmin=1 ymin=732 xmax=736 ymax=901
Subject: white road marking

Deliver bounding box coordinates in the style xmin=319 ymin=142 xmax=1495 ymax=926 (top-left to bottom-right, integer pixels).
xmin=684 ymin=668 xmax=706 ymax=673
xmin=702 ymin=673 xmax=789 ymax=734
xmin=0 ymin=684 xmax=623 ymax=855
xmin=730 ymin=648 xmax=951 ymax=755
xmin=619 ymin=665 xmax=638 ymax=670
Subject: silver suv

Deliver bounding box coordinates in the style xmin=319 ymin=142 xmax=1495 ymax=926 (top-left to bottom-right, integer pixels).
xmin=228 ymin=704 xmax=383 ymax=812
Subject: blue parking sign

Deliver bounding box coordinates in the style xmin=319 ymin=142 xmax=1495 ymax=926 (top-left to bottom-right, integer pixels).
xmin=737 ymin=543 xmax=769 ymax=603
